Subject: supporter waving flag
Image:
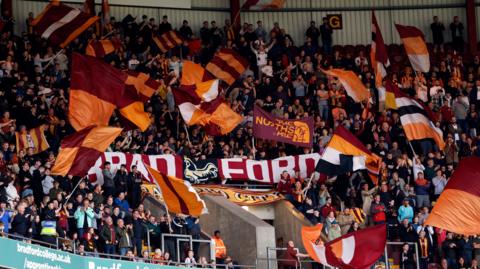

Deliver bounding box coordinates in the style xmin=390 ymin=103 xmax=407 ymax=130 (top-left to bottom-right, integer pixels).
xmin=32 ymin=1 xmax=99 ymax=48
xmin=206 ymin=48 xmax=249 ymax=85
xmin=425 ymin=157 xmax=480 ymax=235
xmin=302 ymin=224 xmax=387 ymax=269
xmin=316 ymin=125 xmax=381 ymax=181
xmin=145 ymin=164 xmax=208 ymax=217
xmin=395 ymin=24 xmax=430 ymax=73
xmin=51 ymin=126 xmax=122 ymax=177
xmin=320 ymin=68 xmax=370 ymax=103
xmin=393 ymin=83 xmax=445 ymax=150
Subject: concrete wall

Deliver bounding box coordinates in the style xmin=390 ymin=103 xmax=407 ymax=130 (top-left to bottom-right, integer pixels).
xmin=273 ymin=200 xmax=312 ymax=253
xmin=199 ymin=195 xmax=276 ymax=268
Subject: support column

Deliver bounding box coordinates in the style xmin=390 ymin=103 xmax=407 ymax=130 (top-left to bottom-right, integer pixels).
xmin=1 ymin=0 xmax=12 ymax=18
xmin=466 ymin=0 xmax=477 ymax=55
xmin=230 ymin=0 xmax=241 ymax=30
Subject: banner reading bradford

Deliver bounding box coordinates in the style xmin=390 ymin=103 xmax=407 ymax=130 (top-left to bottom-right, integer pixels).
xmin=253 ymin=105 xmax=314 ymax=147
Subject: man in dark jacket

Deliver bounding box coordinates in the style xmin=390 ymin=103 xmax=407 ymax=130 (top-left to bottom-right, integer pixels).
xmin=11 ymin=203 xmax=31 ymax=237
xmin=114 ymin=164 xmax=128 ymax=195
xmin=102 ymin=162 xmax=115 ymax=199
xmin=100 ymin=216 xmax=118 ymax=255
xmin=115 ymin=218 xmax=133 ymax=256
xmin=132 ymin=210 xmax=146 ymax=257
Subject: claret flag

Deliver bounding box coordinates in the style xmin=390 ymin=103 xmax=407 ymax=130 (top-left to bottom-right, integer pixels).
xmin=153 ymin=30 xmax=183 ymax=53
xmin=51 ymin=126 xmax=122 ymax=177
xmin=86 ymin=39 xmax=121 ymax=58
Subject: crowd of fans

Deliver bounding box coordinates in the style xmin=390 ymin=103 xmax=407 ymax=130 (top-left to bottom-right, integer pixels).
xmin=0 ymin=5 xmax=478 ymax=269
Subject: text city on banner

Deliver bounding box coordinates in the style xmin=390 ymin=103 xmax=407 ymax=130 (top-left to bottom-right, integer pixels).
xmin=87 ymin=152 xmax=321 ymax=185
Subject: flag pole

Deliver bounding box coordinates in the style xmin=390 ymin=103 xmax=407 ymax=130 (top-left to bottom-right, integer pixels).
xmin=43 ymin=48 xmax=65 ymax=70
xmin=64 ymin=176 xmax=85 ymax=205
xmin=184 ymin=124 xmax=192 ymax=144
xmin=252 ymin=136 xmax=256 ymax=159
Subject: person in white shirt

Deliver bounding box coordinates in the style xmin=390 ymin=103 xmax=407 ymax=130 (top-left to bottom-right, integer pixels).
xmin=184 ymin=250 xmax=197 ymax=267
xmin=41 ymin=168 xmax=55 ymax=195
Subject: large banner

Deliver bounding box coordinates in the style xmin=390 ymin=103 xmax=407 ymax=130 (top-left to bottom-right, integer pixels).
xmin=0 ymin=236 xmax=173 ymax=269
xmin=143 ymin=184 xmax=284 ymax=206
xmin=253 ymin=105 xmax=314 ymax=147
xmin=87 ymin=152 xmax=321 ymax=185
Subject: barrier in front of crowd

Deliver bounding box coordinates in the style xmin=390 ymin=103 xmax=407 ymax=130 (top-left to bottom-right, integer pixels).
xmin=0 ymin=235 xmax=178 ymax=269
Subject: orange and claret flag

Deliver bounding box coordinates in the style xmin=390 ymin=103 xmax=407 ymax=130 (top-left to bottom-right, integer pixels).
xmin=371 ymin=11 xmax=390 ymax=88
xmin=86 ymin=39 xmax=121 ymax=58
xmin=145 ymin=164 xmax=208 ymax=217
xmin=242 ymin=0 xmax=285 ymax=10
xmin=321 ymin=68 xmax=370 ymax=103
xmin=69 ymin=53 xmax=155 ymax=132
xmin=15 ymin=125 xmax=49 ymax=155
xmin=153 ymin=30 xmax=183 ymax=53
xmin=32 ymin=2 xmax=98 ymax=48
xmin=206 ymin=48 xmax=249 ymax=85
xmin=51 ymin=126 xmax=121 ymax=176
xmin=181 ymin=61 xmax=214 ymax=86
xmin=174 ymin=79 xmax=242 ymax=136
xmin=425 ymin=157 xmax=480 ymax=235
xmin=395 ymin=24 xmax=430 ymax=73
xmin=302 ymin=224 xmax=387 ymax=269
xmin=393 ymin=86 xmax=445 ymax=150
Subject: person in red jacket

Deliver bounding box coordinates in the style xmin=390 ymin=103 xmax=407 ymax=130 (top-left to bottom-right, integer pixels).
xmin=370 ymin=194 xmax=387 ymax=225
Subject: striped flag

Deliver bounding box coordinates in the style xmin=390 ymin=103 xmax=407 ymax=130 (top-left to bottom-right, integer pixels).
xmin=242 ymin=0 xmax=285 ymax=10
xmin=395 ymin=24 xmax=430 ymax=73
xmin=394 ymin=85 xmax=445 ymax=149
xmin=302 ymin=224 xmax=387 ymax=269
xmin=152 ymin=30 xmax=183 ymax=53
xmin=321 ymin=68 xmax=370 ymax=103
xmin=145 ymin=164 xmax=208 ymax=217
xmin=85 ymin=39 xmax=121 ymax=58
xmin=32 ymin=2 xmax=99 ymax=48
xmin=371 ymin=11 xmax=389 ymax=88
xmin=69 ymin=53 xmax=154 ymax=132
xmin=315 ymin=125 xmax=380 ymax=183
xmin=425 ymin=157 xmax=480 ymax=235
xmin=15 ymin=125 xmax=50 ymax=155
xmin=206 ymin=48 xmax=249 ymax=85
xmin=174 ymin=81 xmax=242 ymax=136
xmin=51 ymin=126 xmax=122 ymax=176
xmin=181 ymin=61 xmax=214 ymax=86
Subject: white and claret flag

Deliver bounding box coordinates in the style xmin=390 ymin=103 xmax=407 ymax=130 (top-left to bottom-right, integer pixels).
xmin=371 ymin=11 xmax=390 ymax=88
xmin=173 ymin=80 xmax=243 ymax=136
xmin=315 ymin=125 xmax=381 ymax=184
xmin=32 ymin=2 xmax=99 ymax=48
xmin=320 ymin=68 xmax=370 ymax=103
xmin=145 ymin=164 xmax=208 ymax=217
xmin=393 ymin=84 xmax=445 ymax=150
xmin=425 ymin=157 xmax=480 ymax=235
xmin=242 ymin=0 xmax=285 ymax=10
xmin=395 ymin=24 xmax=430 ymax=73
xmin=302 ymin=224 xmax=387 ymax=269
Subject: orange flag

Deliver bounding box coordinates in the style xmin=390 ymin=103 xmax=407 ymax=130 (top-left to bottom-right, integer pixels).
xmin=321 ymin=68 xmax=370 ymax=102
xmin=145 ymin=164 xmax=208 ymax=217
